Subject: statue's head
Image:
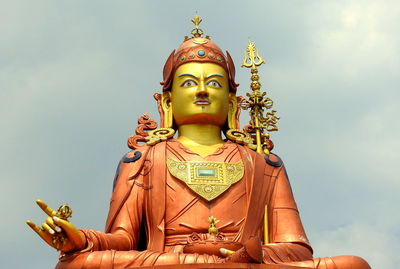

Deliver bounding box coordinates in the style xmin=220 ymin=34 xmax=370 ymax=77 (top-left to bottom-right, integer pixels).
xmin=155 ymin=35 xmax=241 ymax=131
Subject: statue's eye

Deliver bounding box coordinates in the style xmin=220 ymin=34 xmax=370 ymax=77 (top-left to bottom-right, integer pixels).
xmin=206 ymin=80 xmax=222 ymax=88
xmin=181 ymin=79 xmax=197 ymax=87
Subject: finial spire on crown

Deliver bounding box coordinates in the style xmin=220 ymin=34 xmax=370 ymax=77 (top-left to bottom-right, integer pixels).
xmin=184 ymin=14 xmax=210 ymax=41
xmin=191 ymin=14 xmax=203 ymax=38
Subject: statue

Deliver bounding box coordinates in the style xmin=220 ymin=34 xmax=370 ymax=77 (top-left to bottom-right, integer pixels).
xmin=27 ymin=16 xmax=371 ymax=269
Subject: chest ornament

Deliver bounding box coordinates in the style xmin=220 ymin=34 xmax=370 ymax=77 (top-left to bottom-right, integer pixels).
xmin=167 ymin=158 xmax=244 ymax=201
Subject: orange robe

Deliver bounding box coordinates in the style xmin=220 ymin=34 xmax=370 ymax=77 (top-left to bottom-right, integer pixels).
xmin=55 ymin=140 xmax=370 ymax=269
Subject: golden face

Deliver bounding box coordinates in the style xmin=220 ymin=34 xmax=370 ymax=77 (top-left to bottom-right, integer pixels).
xmin=171 ymin=62 xmax=230 ymax=126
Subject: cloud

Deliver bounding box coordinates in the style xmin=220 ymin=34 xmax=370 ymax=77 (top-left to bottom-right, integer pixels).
xmin=312 ymin=221 xmax=400 ymax=268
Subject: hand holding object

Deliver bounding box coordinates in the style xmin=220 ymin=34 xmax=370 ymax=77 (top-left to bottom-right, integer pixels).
xmin=26 ymin=200 xmax=85 ymax=252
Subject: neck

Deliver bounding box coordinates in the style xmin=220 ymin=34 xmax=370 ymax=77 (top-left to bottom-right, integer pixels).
xmin=177 ymin=124 xmax=224 ymax=145
xmin=177 ymin=124 xmax=224 ymax=157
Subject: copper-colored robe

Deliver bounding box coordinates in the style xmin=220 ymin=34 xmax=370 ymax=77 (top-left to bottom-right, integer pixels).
xmin=55 ymin=140 xmax=370 ymax=269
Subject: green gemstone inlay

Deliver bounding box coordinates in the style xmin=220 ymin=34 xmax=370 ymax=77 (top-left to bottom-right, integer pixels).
xmin=197 ymin=168 xmax=216 ymax=177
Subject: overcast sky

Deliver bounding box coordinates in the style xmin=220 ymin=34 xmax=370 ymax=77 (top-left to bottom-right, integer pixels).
xmin=1 ymin=1 xmax=399 ymax=268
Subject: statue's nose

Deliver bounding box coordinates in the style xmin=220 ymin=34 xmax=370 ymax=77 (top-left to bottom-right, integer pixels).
xmin=196 ymin=90 xmax=209 ymax=99
xmin=196 ymin=83 xmax=209 ymax=99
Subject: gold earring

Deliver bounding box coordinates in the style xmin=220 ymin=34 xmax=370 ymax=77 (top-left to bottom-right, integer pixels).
xmin=161 ymin=92 xmax=173 ymax=128
xmin=226 ymin=95 xmax=257 ymax=150
xmin=227 ymin=93 xmax=238 ymax=129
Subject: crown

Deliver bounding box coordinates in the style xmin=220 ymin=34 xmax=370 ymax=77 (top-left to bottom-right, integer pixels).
xmin=160 ymin=15 xmax=238 ymax=93
xmin=174 ymin=15 xmax=227 ymax=73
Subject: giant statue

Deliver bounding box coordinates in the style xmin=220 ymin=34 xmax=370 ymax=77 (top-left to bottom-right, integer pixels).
xmin=27 ymin=17 xmax=371 ymax=269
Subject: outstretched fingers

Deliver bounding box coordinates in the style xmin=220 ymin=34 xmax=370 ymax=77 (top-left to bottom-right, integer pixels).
xmin=26 ymin=220 xmax=52 ymax=243
xmin=36 ymin=200 xmax=57 ymax=217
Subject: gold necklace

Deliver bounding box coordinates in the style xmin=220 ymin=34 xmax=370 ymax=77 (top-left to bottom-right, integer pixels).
xmin=167 ymin=158 xmax=244 ymax=201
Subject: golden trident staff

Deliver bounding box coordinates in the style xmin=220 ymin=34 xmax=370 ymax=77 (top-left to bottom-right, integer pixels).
xmin=241 ymin=41 xmax=280 ymax=155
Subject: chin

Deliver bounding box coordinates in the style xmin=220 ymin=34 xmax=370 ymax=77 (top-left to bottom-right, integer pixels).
xmin=175 ymin=113 xmax=226 ymax=126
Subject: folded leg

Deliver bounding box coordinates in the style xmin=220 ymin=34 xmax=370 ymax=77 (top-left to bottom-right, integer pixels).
xmin=286 ymin=255 xmax=370 ymax=269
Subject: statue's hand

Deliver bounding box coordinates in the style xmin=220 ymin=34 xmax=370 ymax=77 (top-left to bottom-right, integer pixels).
xmin=220 ymin=236 xmax=263 ymax=263
xmin=26 ymin=200 xmax=86 ymax=253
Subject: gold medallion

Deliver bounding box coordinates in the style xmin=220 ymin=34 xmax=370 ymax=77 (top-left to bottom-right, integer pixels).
xmin=167 ymin=158 xmax=244 ymax=201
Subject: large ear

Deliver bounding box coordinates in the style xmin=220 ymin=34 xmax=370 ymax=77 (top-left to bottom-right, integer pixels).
xmin=160 ymin=91 xmax=173 ymax=128
xmin=153 ymin=93 xmax=164 ymax=126
xmin=226 ymin=51 xmax=239 ymax=93
xmin=228 ymin=93 xmax=241 ymax=129
xmin=160 ymin=50 xmax=176 ymax=92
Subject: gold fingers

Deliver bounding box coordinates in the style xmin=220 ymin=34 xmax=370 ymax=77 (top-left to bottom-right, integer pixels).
xmin=46 ymin=216 xmax=62 ymax=233
xmin=26 ymin=220 xmax=52 ymax=243
xmin=26 ymin=220 xmax=44 ymax=236
xmin=36 ymin=200 xmax=57 ymax=217
xmin=42 ymin=222 xmax=55 ymax=235
xmin=27 ymin=200 xmax=75 ymax=251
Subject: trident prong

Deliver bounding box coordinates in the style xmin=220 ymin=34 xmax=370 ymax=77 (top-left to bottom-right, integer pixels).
xmin=242 ymin=41 xmax=265 ymax=69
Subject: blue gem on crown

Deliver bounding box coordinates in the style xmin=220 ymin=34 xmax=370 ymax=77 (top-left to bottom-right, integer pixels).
xmin=197 ymin=49 xmax=206 ymax=57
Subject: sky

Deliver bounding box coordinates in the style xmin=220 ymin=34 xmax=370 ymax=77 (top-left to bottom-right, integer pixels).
xmin=1 ymin=0 xmax=399 ymax=268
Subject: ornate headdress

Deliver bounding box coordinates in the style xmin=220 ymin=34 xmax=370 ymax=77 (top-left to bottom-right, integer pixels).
xmin=160 ymin=15 xmax=238 ymax=93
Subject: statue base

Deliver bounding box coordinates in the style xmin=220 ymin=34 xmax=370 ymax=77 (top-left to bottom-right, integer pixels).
xmin=132 ymin=264 xmax=304 ymax=269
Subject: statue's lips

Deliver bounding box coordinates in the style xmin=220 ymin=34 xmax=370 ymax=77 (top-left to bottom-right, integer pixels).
xmin=194 ymin=99 xmax=210 ymax=105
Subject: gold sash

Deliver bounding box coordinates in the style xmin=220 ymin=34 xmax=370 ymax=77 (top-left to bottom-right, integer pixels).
xmin=167 ymin=158 xmax=244 ymax=201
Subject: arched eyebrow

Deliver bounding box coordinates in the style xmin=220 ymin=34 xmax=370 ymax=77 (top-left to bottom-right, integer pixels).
xmin=177 ymin=73 xmax=199 ymax=79
xmin=205 ymin=74 xmax=225 ymax=79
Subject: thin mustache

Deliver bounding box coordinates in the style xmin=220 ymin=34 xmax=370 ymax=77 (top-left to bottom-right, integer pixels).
xmin=193 ymin=97 xmax=211 ymax=102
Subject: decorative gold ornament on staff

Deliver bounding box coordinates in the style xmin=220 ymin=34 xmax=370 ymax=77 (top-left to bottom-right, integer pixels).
xmin=240 ymin=41 xmax=280 ymax=155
